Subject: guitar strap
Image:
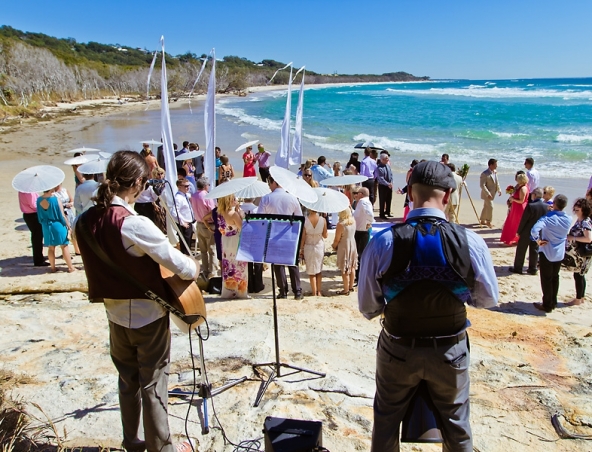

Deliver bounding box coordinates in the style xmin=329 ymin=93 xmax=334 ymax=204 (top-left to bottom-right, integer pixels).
xmin=77 ymin=212 xmax=198 ymax=325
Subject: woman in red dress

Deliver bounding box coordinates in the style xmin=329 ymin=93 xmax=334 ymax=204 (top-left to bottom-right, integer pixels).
xmin=500 ymin=172 xmax=530 ymax=245
xmin=242 ymin=146 xmax=256 ymax=177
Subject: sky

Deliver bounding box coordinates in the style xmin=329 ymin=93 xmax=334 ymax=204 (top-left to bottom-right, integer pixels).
xmin=3 ymin=0 xmax=592 ymax=80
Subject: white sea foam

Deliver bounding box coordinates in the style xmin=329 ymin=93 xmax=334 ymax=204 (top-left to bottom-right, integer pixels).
xmin=490 ymin=131 xmax=528 ymax=138
xmin=527 ymin=84 xmax=534 ymax=87
xmin=556 ymin=133 xmax=592 ymax=143
xmin=352 ymin=133 xmax=436 ymax=153
xmin=217 ymin=104 xmax=283 ymax=131
xmin=303 ymin=133 xmax=328 ymax=141
xmin=385 ymin=86 xmax=592 ymax=100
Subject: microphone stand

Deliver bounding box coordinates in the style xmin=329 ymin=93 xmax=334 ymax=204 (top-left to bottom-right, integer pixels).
xmin=150 ymin=180 xmax=248 ymax=434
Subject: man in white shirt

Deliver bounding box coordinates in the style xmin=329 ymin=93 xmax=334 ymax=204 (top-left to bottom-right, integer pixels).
xmin=172 ymin=178 xmax=195 ymax=255
xmin=524 ymin=157 xmax=540 ymax=192
xmin=446 ymin=163 xmax=463 ymax=224
xmin=353 ymin=187 xmax=374 ymax=284
xmin=258 ymin=175 xmax=304 ymax=299
xmin=74 ymin=174 xmax=100 ymax=216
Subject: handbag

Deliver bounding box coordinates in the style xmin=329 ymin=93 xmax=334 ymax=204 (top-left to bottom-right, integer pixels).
xmin=576 ymin=241 xmax=592 ymax=258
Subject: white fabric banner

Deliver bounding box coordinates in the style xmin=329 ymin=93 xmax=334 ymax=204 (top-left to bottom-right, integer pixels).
xmin=290 ymin=68 xmax=305 ymax=166
xmin=159 ymin=37 xmax=178 ymax=243
xmin=275 ymin=65 xmax=293 ymax=168
xmin=204 ymin=49 xmax=216 ymax=186
xmin=146 ymin=51 xmax=157 ymax=98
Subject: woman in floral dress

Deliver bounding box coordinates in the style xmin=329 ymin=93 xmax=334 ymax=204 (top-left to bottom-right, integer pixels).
xmin=218 ymin=194 xmax=249 ymax=298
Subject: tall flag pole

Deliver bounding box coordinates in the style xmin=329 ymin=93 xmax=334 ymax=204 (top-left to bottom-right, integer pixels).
xmin=204 ymin=49 xmax=216 ymax=185
xmin=275 ymin=64 xmax=293 ymax=168
xmin=159 ymin=36 xmax=178 ymax=243
xmin=290 ymin=67 xmax=305 ymax=166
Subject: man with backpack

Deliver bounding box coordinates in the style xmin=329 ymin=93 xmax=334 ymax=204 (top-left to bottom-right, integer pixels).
xmin=358 ymin=160 xmax=498 ymax=451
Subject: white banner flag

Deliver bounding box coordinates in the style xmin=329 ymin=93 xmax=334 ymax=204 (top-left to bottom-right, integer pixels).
xmin=160 ymin=37 xmax=178 ymax=243
xmin=146 ymin=51 xmax=157 ymax=98
xmin=290 ymin=67 xmax=305 ymax=166
xmin=204 ymin=49 xmax=216 ymax=185
xmin=275 ymin=65 xmax=293 ymax=168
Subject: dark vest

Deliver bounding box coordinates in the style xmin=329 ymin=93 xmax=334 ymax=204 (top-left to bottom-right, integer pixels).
xmin=76 ymin=205 xmax=168 ymax=302
xmin=380 ymin=217 xmax=474 ymax=337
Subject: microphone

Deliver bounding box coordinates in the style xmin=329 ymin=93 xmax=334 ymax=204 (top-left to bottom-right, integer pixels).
xmin=146 ymin=179 xmax=165 ymax=195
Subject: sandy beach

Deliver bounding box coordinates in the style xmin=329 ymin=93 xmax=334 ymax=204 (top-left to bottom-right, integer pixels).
xmin=1 ymin=97 xmax=591 ymax=451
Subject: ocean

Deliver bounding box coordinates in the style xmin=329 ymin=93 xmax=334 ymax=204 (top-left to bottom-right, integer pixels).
xmin=217 ymin=78 xmax=592 ymax=180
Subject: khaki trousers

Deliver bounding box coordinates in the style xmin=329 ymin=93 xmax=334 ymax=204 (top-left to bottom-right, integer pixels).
xmin=196 ymin=222 xmax=219 ymax=277
xmin=479 ymin=198 xmax=493 ymax=223
xmin=109 ymin=316 xmax=173 ymax=452
xmin=446 ymin=203 xmax=459 ymax=224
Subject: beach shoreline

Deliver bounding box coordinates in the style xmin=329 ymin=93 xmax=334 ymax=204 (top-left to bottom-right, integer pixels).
xmin=1 ymin=89 xmax=591 ymax=451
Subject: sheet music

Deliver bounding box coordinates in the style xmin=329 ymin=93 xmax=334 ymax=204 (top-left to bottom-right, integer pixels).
xmin=265 ymin=221 xmax=301 ymax=265
xmin=236 ymin=220 xmax=270 ymax=263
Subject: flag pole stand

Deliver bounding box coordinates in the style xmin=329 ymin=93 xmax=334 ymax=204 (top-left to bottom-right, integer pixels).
xmin=251 ymin=264 xmax=326 ymax=407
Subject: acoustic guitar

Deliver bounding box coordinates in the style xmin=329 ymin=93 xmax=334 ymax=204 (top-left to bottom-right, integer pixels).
xmin=160 ymin=266 xmax=207 ymax=330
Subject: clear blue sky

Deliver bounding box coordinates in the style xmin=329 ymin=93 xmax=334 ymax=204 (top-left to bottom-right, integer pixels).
xmin=3 ymin=0 xmax=592 ymax=79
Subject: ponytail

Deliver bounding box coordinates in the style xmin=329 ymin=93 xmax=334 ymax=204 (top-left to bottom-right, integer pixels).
xmin=92 ymin=150 xmax=149 ymax=211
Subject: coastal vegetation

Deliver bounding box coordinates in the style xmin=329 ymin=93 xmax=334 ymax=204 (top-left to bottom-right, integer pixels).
xmin=0 ymin=25 xmax=428 ymax=117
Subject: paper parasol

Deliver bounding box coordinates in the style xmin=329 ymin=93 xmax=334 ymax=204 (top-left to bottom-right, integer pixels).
xmin=234 ymin=140 xmax=259 ymax=153
xmin=66 ymin=146 xmax=101 ymax=154
xmin=320 ymin=175 xmax=368 ymax=186
xmin=234 ymin=180 xmax=271 ymax=199
xmin=99 ymin=151 xmax=114 ymax=159
xmin=300 ymin=187 xmax=350 ymax=214
xmin=139 ymin=140 xmax=162 ymax=146
xmin=269 ymin=166 xmax=318 ymax=203
xmin=175 ymin=150 xmax=204 ymax=160
xmin=12 ymin=165 xmax=65 ymax=193
xmin=77 ymin=157 xmax=109 ymax=174
xmin=205 ymin=177 xmax=258 ymax=199
xmin=64 ymin=155 xmax=90 ymax=166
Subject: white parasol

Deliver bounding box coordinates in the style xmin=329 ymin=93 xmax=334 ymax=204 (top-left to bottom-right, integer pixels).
xmin=300 ymin=187 xmax=350 ymax=214
xmin=64 ymin=155 xmax=90 ymax=166
xmin=320 ymin=175 xmax=368 ymax=186
xmin=139 ymin=140 xmax=162 ymax=146
xmin=175 ymin=150 xmax=204 ymax=160
xmin=269 ymin=166 xmax=318 ymax=203
xmin=99 ymin=151 xmax=114 ymax=159
xmin=205 ymin=177 xmax=258 ymax=199
xmin=77 ymin=157 xmax=109 ymax=174
xmin=66 ymin=146 xmax=101 ymax=154
xmin=234 ymin=140 xmax=259 ymax=153
xmin=12 ymin=165 xmax=65 ymax=193
xmin=234 ymin=180 xmax=271 ymax=199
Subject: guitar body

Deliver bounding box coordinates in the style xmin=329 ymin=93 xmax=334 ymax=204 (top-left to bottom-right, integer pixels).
xmin=160 ymin=266 xmax=207 ymax=328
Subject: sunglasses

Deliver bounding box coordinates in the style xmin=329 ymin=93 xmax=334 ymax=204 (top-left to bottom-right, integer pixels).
xmin=303 ymin=174 xmax=312 ymax=177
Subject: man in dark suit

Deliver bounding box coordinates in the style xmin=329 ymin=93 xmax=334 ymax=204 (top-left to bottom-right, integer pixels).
xmin=510 ymin=187 xmax=548 ymax=275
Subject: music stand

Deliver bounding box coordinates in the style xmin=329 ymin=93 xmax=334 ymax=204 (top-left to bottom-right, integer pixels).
xmin=236 ymin=214 xmax=326 ymax=407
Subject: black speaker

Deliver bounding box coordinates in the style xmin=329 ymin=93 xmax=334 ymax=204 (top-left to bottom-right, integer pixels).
xmin=263 ymin=416 xmax=323 ymax=452
xmin=401 ymin=380 xmax=443 ymax=443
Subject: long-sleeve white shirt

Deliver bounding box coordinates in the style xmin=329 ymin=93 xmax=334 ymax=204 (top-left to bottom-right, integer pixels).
xmin=353 ymin=197 xmax=374 ymax=231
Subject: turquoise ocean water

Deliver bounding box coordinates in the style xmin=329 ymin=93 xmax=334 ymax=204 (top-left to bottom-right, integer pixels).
xmin=217 ymin=78 xmax=592 ymax=179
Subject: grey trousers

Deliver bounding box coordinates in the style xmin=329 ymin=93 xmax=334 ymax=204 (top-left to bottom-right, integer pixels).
xmin=196 ymin=222 xmax=219 ymax=277
xmin=109 ymin=316 xmax=174 ymax=452
xmin=371 ymin=330 xmax=472 ymax=452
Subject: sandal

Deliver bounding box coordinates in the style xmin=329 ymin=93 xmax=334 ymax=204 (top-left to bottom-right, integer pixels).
xmin=338 ymin=290 xmax=350 ymax=296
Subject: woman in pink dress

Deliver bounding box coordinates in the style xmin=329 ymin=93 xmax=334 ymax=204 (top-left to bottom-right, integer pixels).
xmin=242 ymin=146 xmax=256 ymax=177
xmin=500 ymin=172 xmax=530 ymax=245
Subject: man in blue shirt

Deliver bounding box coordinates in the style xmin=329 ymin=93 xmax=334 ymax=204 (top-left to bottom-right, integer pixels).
xmin=530 ymin=194 xmax=571 ymax=313
xmin=358 ymin=161 xmax=498 ymax=451
xmin=310 ymin=155 xmax=333 ymax=184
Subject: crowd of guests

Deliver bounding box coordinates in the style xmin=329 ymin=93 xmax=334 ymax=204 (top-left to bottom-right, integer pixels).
xmin=17 ymin=142 xmax=592 ymax=310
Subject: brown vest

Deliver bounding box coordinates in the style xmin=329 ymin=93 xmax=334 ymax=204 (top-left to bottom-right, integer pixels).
xmin=76 ymin=205 xmax=168 ymax=302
